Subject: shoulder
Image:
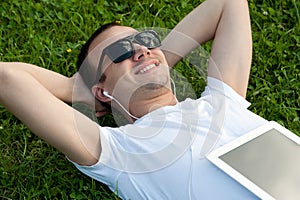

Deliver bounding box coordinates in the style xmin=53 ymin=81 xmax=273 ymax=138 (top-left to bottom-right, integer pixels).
xmin=201 ymin=77 xmax=251 ymax=108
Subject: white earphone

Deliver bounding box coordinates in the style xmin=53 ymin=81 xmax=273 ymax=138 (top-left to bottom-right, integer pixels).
xmin=103 ymin=91 xmax=114 ymax=99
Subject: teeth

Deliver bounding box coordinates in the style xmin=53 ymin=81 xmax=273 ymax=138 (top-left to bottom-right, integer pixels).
xmin=139 ymin=64 xmax=157 ymax=74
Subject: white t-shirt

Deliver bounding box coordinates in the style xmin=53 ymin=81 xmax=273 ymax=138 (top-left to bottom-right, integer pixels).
xmin=71 ymin=77 xmax=267 ymax=200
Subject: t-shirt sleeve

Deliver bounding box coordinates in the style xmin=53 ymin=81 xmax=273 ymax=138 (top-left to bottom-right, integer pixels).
xmin=201 ymin=77 xmax=251 ymax=108
xmin=67 ymin=126 xmax=126 ymax=191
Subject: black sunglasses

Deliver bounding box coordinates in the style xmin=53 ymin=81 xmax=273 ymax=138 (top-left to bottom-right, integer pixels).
xmin=95 ymin=30 xmax=161 ymax=80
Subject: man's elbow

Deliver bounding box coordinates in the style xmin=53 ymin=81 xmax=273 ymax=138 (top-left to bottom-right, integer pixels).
xmin=0 ymin=62 xmax=20 ymax=87
xmin=0 ymin=62 xmax=10 ymax=85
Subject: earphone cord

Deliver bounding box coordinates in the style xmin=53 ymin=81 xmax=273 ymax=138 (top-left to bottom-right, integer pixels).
xmin=110 ymin=96 xmax=140 ymax=120
xmin=170 ymin=78 xmax=177 ymax=97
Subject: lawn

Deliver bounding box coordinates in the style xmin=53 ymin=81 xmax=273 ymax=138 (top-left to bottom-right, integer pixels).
xmin=0 ymin=0 xmax=299 ymax=199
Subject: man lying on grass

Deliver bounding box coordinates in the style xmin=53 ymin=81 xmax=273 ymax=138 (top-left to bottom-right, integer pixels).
xmin=0 ymin=0 xmax=268 ymax=199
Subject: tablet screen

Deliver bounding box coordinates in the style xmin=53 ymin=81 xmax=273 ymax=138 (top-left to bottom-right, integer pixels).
xmin=219 ymin=128 xmax=300 ymax=200
xmin=207 ymin=122 xmax=300 ymax=200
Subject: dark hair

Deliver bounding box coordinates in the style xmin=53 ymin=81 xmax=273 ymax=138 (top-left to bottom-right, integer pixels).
xmin=76 ymin=22 xmax=121 ymax=72
xmin=76 ymin=22 xmax=121 ymax=111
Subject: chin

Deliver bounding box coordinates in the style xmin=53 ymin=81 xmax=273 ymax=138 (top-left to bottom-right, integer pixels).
xmin=143 ymin=83 xmax=165 ymax=90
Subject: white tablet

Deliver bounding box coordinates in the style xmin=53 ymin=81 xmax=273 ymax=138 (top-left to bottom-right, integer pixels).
xmin=207 ymin=121 xmax=300 ymax=200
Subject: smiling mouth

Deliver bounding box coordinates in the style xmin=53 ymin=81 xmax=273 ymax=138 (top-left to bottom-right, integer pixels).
xmin=138 ymin=63 xmax=158 ymax=74
xmin=134 ymin=59 xmax=161 ymax=75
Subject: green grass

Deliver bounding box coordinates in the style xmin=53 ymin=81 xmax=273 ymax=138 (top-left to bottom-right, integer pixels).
xmin=0 ymin=0 xmax=299 ymax=199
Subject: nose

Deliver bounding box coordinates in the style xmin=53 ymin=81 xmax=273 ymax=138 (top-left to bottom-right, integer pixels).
xmin=132 ymin=43 xmax=151 ymax=61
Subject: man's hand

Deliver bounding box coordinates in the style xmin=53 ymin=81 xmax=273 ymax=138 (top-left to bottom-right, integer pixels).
xmin=71 ymin=72 xmax=110 ymax=118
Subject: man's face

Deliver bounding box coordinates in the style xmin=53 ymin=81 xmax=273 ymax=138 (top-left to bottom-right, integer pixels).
xmin=91 ymin=26 xmax=171 ymax=108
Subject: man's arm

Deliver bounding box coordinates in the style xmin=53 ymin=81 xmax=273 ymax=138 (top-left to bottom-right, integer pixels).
xmin=163 ymin=0 xmax=252 ymax=97
xmin=0 ymin=62 xmax=101 ymax=165
xmin=2 ymin=62 xmax=74 ymax=102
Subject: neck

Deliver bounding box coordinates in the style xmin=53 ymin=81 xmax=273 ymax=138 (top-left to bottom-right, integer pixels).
xmin=129 ymin=89 xmax=177 ymax=120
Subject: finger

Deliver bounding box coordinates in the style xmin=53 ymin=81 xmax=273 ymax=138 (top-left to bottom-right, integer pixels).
xmin=95 ymin=110 xmax=111 ymax=118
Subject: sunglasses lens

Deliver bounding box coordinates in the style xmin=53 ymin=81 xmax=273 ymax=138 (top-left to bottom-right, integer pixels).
xmin=104 ymin=30 xmax=161 ymax=64
xmin=106 ymin=40 xmax=134 ymax=63
xmin=136 ymin=31 xmax=161 ymax=48
xmin=113 ymin=51 xmax=134 ymax=63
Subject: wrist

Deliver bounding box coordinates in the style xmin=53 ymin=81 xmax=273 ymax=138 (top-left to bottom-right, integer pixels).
xmin=64 ymin=76 xmax=75 ymax=103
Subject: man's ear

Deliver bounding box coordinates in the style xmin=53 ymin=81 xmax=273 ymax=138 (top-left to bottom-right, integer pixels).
xmin=91 ymin=84 xmax=111 ymax=102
